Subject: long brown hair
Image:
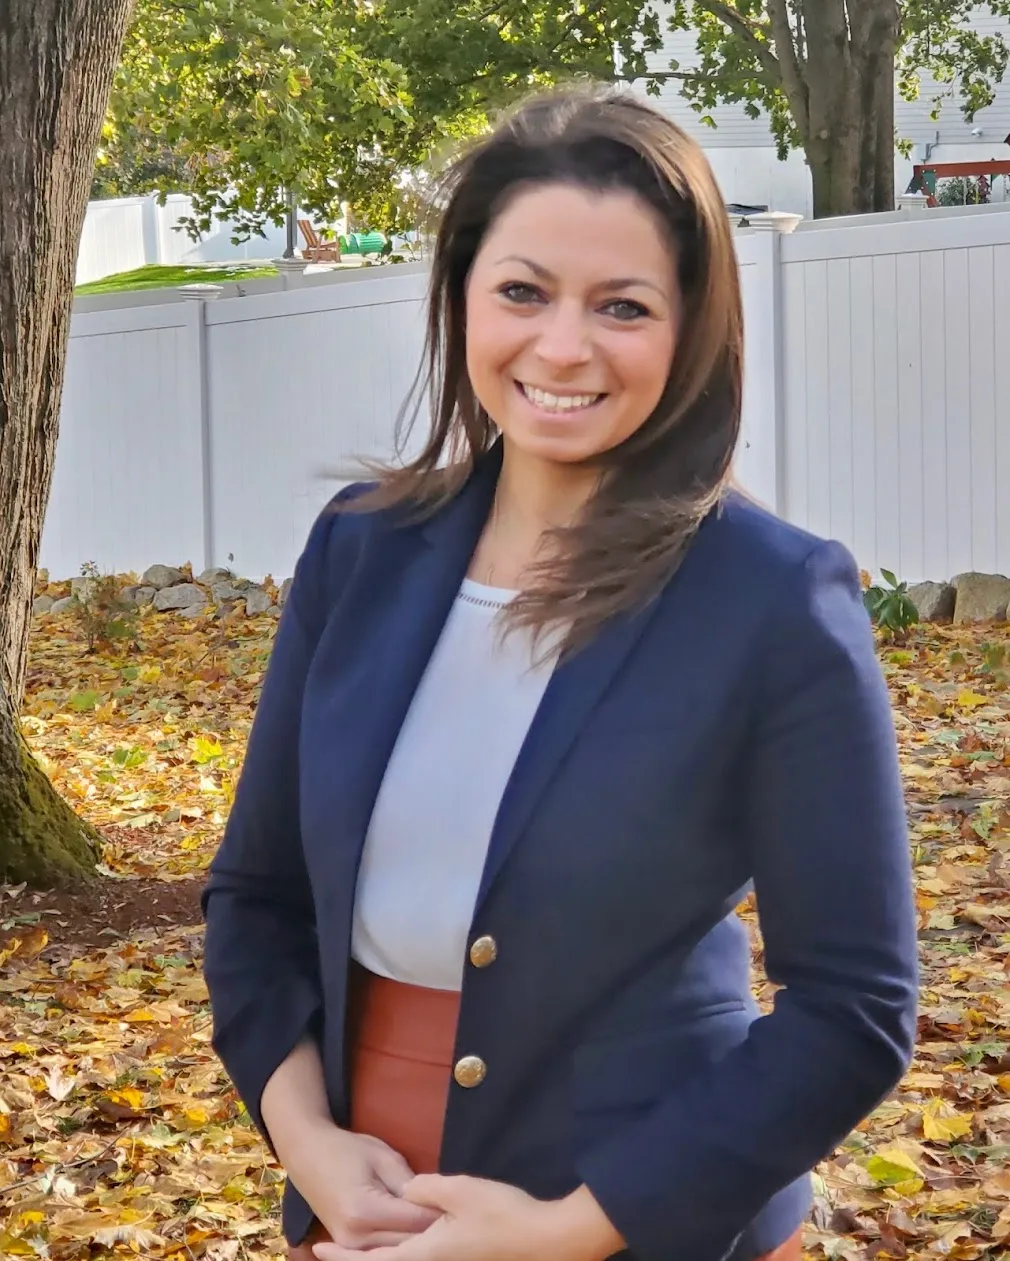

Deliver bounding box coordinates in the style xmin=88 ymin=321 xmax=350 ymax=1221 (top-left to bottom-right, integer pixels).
xmin=346 ymin=84 xmax=743 ymax=657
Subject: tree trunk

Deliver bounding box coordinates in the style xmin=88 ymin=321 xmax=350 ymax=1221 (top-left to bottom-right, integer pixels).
xmin=0 ymin=679 xmax=102 ymax=885
xmin=799 ymin=0 xmax=900 ymax=217
xmin=0 ymin=0 xmax=134 ymax=884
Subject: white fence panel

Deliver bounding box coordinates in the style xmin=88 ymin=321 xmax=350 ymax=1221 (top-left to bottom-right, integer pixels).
xmin=203 ymin=272 xmax=428 ymax=579
xmin=779 ymin=213 xmax=1010 ymax=583
xmin=42 ymin=304 xmax=206 ymax=580
xmin=76 ymin=193 xmax=304 ymax=285
xmin=76 ymin=197 xmax=152 ymax=285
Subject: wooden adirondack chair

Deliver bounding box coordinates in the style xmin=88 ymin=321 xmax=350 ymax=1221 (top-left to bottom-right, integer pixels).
xmin=298 ymin=220 xmax=341 ymax=262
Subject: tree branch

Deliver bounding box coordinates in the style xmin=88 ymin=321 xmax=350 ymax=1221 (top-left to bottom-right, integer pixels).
xmin=765 ymin=0 xmax=809 ymax=133
xmin=615 ymin=66 xmax=776 ymax=92
xmin=691 ymin=0 xmax=783 ymax=83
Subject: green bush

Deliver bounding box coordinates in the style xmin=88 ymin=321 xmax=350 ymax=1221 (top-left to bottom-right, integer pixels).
xmin=71 ymin=561 xmax=140 ymax=653
xmin=863 ymin=569 xmax=919 ymax=637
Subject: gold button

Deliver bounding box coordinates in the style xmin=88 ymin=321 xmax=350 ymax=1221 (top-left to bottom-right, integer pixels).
xmin=469 ymin=935 xmax=498 ymax=968
xmin=453 ymin=1055 xmax=487 ymax=1088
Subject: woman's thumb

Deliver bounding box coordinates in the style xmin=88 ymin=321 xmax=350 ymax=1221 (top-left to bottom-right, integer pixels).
xmin=403 ymin=1174 xmax=463 ymax=1210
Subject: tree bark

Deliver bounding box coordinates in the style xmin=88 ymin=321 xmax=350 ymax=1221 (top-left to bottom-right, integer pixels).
xmin=0 ymin=0 xmax=134 ymax=884
xmin=0 ymin=679 xmax=102 ymax=885
xmin=801 ymin=0 xmax=901 ymax=217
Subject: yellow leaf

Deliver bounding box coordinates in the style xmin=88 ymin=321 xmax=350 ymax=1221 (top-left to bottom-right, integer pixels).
xmin=122 ymin=1007 xmax=157 ymax=1022
xmin=183 ymin=1104 xmax=211 ymax=1126
xmin=865 ymin=1144 xmax=924 ymax=1193
xmin=0 ymin=1235 xmax=37 ymax=1256
xmin=15 ymin=1212 xmax=45 ymax=1226
xmin=191 ymin=734 xmax=223 ymax=763
xmin=138 ymin=664 xmax=162 ymax=684
xmin=109 ymin=1086 xmax=145 ymax=1109
xmin=921 ymin=1098 xmax=974 ymax=1143
xmin=957 ymin=689 xmax=989 ymax=710
xmin=0 ymin=1114 xmax=10 ymax=1135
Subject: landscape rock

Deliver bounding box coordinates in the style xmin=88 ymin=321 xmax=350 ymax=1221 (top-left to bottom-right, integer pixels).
xmin=143 ymin=564 xmax=184 ymax=590
xmin=44 ymin=565 xmax=292 ymax=620
xmin=244 ymin=588 xmax=273 ymax=616
xmin=153 ymin=583 xmax=207 ymax=612
xmin=952 ymin=572 xmax=1010 ymax=623
xmin=197 ymin=567 xmax=233 ymax=586
xmin=211 ymin=581 xmax=245 ymax=604
xmin=908 ymin=581 xmax=955 ymax=624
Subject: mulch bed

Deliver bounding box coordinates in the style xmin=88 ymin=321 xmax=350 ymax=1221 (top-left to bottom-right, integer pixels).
xmin=0 ymin=875 xmax=204 ymax=951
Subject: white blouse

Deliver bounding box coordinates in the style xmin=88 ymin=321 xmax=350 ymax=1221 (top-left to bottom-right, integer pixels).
xmin=351 ymin=579 xmax=557 ymax=991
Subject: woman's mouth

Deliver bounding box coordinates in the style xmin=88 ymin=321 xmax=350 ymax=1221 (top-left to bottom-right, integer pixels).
xmin=517 ymin=381 xmax=605 ymax=414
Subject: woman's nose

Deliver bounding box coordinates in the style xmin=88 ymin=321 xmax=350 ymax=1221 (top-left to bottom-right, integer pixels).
xmin=534 ymin=304 xmax=593 ymax=367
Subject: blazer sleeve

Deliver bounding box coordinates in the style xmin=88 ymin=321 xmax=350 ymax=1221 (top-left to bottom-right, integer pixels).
xmin=201 ymin=499 xmax=346 ymax=1147
xmin=577 ymin=540 xmax=918 ymax=1261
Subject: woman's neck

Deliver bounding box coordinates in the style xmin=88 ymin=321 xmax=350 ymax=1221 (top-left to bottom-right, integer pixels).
xmin=467 ymin=442 xmax=599 ymax=589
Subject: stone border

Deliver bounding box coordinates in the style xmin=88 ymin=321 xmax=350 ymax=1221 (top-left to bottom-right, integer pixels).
xmin=32 ymin=565 xmax=292 ymax=620
xmin=909 ymin=573 xmax=1010 ymax=624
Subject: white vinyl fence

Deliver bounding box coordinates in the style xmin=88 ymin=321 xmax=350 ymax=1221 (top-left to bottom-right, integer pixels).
xmin=46 ymin=206 xmax=1010 ymax=586
xmin=76 ymin=193 xmax=308 ymax=285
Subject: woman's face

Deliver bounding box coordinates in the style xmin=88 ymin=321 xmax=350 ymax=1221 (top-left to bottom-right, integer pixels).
xmin=465 ymin=182 xmax=680 ymax=467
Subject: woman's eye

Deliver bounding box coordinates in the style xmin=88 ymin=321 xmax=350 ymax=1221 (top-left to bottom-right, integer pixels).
xmin=499 ymin=282 xmax=542 ymax=304
xmin=602 ymin=299 xmax=650 ymax=322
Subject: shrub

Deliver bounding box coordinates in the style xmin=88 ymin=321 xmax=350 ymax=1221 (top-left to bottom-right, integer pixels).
xmin=863 ymin=569 xmax=919 ymax=638
xmin=71 ymin=561 xmax=140 ymax=653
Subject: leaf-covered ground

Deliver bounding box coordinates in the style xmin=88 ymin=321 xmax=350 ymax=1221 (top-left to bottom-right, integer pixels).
xmin=3 ymin=604 xmax=1010 ymax=1259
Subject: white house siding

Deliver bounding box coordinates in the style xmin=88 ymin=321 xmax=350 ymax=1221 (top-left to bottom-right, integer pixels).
xmin=641 ymin=5 xmax=1010 ymax=215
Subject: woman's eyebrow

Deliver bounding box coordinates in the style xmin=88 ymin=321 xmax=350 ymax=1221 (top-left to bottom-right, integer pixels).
xmin=494 ymin=255 xmax=666 ymax=298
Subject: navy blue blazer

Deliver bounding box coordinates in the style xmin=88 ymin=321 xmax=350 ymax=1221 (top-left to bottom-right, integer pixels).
xmin=202 ymin=447 xmax=918 ymax=1261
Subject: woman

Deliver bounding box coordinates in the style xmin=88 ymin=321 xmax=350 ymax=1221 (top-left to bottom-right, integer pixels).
xmin=202 ymin=86 xmax=918 ymax=1261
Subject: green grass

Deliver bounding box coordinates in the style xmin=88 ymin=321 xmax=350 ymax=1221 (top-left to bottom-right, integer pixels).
xmin=75 ymin=262 xmax=279 ymax=296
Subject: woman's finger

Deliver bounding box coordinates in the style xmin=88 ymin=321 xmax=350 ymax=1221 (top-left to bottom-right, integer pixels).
xmin=315 ymin=1244 xmax=413 ymax=1261
xmin=400 ymin=1170 xmax=456 ymax=1210
xmin=349 ymin=1230 xmax=418 ymax=1248
xmin=369 ymin=1143 xmax=419 ymax=1196
xmin=356 ymin=1187 xmax=441 ymax=1234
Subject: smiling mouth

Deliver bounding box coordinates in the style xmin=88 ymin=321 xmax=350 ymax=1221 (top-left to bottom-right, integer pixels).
xmin=517 ymin=382 xmax=605 ymax=413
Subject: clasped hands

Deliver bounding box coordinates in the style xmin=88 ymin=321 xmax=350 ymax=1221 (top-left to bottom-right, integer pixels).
xmin=296 ymin=1128 xmax=623 ymax=1261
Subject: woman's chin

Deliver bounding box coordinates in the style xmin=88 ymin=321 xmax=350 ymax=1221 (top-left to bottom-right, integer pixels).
xmin=502 ymin=411 xmax=617 ymax=465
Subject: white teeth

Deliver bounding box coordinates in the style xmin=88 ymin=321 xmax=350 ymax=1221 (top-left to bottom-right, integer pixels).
xmin=520 ymin=384 xmax=601 ymax=412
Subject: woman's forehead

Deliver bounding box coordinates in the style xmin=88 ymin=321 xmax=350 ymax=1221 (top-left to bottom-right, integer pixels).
xmin=475 ymin=184 xmax=676 ymax=286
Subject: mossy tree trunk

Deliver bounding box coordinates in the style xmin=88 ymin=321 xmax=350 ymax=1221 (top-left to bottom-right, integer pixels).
xmin=0 ymin=0 xmax=135 ymax=885
xmin=0 ymin=680 xmax=102 ymax=885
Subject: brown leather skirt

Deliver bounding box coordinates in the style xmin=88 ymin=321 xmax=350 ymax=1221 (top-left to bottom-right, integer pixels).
xmin=287 ymin=964 xmax=804 ymax=1261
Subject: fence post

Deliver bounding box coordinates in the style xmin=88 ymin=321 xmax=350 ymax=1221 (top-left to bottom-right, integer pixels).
xmin=141 ymin=194 xmax=162 ymax=266
xmin=180 ymin=291 xmax=222 ymax=574
xmin=274 ymin=256 xmax=311 ymax=289
xmin=741 ymin=213 xmax=800 ymax=517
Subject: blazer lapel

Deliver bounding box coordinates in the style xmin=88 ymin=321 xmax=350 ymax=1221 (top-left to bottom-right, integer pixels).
xmin=473 ymin=589 xmax=666 ymax=912
xmin=323 ymin=449 xmax=501 ymax=855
